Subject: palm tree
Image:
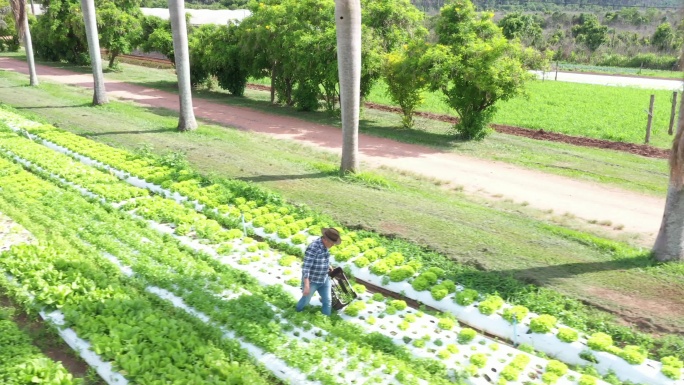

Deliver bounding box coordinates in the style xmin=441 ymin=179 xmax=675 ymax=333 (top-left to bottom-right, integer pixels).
xmin=335 ymin=0 xmax=361 ymax=173
xmin=168 ymin=0 xmax=197 ymax=131
xmin=9 ymin=0 xmax=38 ymax=86
xmin=81 ymin=0 xmax=108 ymax=105
xmin=653 ymin=77 xmax=684 ymax=262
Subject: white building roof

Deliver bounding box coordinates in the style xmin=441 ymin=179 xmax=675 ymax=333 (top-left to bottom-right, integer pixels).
xmin=31 ymin=4 xmax=251 ymax=26
xmin=140 ymin=8 xmax=251 ymax=25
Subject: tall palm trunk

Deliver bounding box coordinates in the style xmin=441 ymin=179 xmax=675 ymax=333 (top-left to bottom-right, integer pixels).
xmin=168 ymin=0 xmax=197 ymax=131
xmin=653 ymin=82 xmax=684 ymax=262
xmin=81 ymin=0 xmax=108 ymax=105
xmin=9 ymin=0 xmax=38 ymax=86
xmin=335 ymin=0 xmax=361 ymax=174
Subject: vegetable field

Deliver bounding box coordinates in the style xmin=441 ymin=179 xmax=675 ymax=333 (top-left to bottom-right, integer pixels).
xmin=0 ymin=106 xmax=682 ymax=385
xmin=367 ymin=80 xmax=680 ymax=149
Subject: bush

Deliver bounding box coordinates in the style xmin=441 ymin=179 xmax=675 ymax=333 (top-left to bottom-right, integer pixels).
xmin=437 ymin=318 xmax=456 ymax=330
xmin=370 ymin=260 xmax=391 ymax=276
xmin=545 ymin=360 xmax=568 ymax=376
xmin=354 ymin=257 xmax=370 ymax=268
xmin=529 ymin=315 xmax=557 ymax=334
xmin=662 ymin=365 xmax=682 ymax=380
xmin=344 ymin=301 xmax=367 ymax=317
xmin=411 ymin=276 xmax=431 ymax=291
xmin=389 ymin=300 xmax=407 ymax=311
xmin=556 ymin=327 xmax=579 ymax=343
xmin=662 ymin=356 xmax=683 ymax=369
xmin=478 ymin=295 xmax=504 ymax=316
xmin=501 ymin=365 xmax=520 ymax=381
xmin=470 ymin=353 xmax=487 ymax=368
xmin=587 ymin=332 xmax=613 ymax=352
xmin=457 ymin=328 xmax=477 ymax=344
xmin=618 ymin=345 xmax=646 ymax=365
xmin=502 ymin=305 xmax=529 ymax=323
xmin=430 ymin=285 xmax=449 ymax=301
xmin=511 ymin=354 xmax=530 ymax=370
xmin=542 ymin=372 xmax=559 ymax=384
xmin=578 ymin=375 xmax=597 ymax=385
xmin=389 ymin=265 xmax=416 ymax=282
xmin=455 ymin=289 xmax=479 ymax=306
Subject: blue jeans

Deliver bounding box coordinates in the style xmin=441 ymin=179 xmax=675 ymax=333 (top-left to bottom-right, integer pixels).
xmin=296 ymin=278 xmax=332 ymax=316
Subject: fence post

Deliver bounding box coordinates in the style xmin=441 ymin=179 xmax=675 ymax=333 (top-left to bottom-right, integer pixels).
xmin=645 ymin=94 xmax=655 ymax=144
xmin=669 ymin=91 xmax=678 ymax=136
xmin=555 ymin=60 xmax=559 ymax=81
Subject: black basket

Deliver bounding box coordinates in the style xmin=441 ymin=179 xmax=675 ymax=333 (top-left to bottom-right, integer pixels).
xmin=328 ymin=267 xmax=358 ymax=311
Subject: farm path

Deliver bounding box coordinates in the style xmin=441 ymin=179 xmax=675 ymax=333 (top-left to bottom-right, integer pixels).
xmin=0 ymin=57 xmax=666 ymax=244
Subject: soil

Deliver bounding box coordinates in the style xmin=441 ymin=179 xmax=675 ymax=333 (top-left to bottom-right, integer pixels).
xmin=0 ymin=294 xmax=93 ymax=380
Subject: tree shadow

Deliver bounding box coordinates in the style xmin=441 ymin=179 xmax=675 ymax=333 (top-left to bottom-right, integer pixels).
xmin=14 ymin=103 xmax=93 ymax=109
xmin=82 ymin=128 xmax=174 ymax=136
xmin=236 ymin=172 xmax=329 ymax=183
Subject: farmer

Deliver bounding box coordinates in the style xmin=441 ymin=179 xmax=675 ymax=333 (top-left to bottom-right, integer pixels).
xmin=295 ymin=227 xmax=341 ymax=316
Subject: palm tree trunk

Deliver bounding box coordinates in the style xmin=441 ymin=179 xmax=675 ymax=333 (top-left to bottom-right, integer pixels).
xmin=168 ymin=0 xmax=198 ymax=131
xmin=335 ymin=0 xmax=361 ymax=174
xmin=22 ymin=7 xmax=38 ymax=86
xmin=29 ymin=0 xmax=35 ymax=15
xmin=80 ymin=0 xmax=108 ymax=105
xmin=653 ymin=84 xmax=684 ymax=262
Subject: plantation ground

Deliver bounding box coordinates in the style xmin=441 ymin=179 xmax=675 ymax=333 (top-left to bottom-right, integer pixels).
xmin=1 ymin=59 xmax=684 ymax=340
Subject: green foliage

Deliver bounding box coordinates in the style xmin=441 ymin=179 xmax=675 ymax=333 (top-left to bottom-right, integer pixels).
xmin=33 ymin=0 xmax=89 ymax=64
xmin=545 ymin=360 xmax=568 ymax=376
xmin=618 ymin=345 xmax=646 ymax=365
xmin=498 ymin=12 xmax=543 ymax=46
xmin=529 ymin=314 xmax=557 ymax=334
xmin=662 ymin=365 xmax=682 ymax=380
xmin=455 ymin=289 xmax=479 ymax=306
xmin=556 ymin=327 xmax=579 ymax=343
xmin=344 ymin=301 xmax=367 ymax=317
xmin=578 ymin=375 xmax=598 ymax=385
xmin=652 ymin=22 xmax=676 ymax=51
xmin=478 ymin=295 xmax=504 ymax=315
xmin=662 ymin=356 xmax=684 ymax=369
xmin=437 ymin=317 xmax=455 ymax=330
xmin=353 ymin=256 xmax=370 ymax=268
xmin=431 ymin=0 xmax=534 ymax=140
xmin=382 ymin=43 xmax=429 ymax=128
xmin=587 ymin=332 xmax=613 ymax=351
xmin=470 ymin=353 xmax=487 ymax=368
xmin=389 ymin=300 xmax=407 ymax=311
xmin=138 ymin=15 xmax=175 ymax=62
xmin=457 ymin=328 xmax=477 ymax=344
xmin=542 ymin=372 xmax=559 ymax=384
xmin=502 ymin=305 xmax=529 ymax=323
xmin=571 ymin=14 xmax=608 ymax=52
xmin=96 ymin=0 xmax=143 ymax=68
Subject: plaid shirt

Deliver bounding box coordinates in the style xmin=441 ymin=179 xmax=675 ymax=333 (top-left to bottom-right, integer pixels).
xmin=302 ymin=238 xmax=330 ymax=284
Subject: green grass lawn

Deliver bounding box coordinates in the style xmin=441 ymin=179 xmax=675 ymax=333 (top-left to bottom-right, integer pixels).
xmin=557 ymin=62 xmax=684 ymax=79
xmin=2 ymin=68 xmax=684 ymax=344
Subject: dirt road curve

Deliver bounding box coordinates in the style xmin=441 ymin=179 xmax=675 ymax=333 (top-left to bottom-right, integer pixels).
xmin=0 ymin=58 xmax=666 ymax=243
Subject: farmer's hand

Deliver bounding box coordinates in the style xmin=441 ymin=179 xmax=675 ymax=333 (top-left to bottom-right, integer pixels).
xmin=303 ymin=284 xmax=311 ymax=296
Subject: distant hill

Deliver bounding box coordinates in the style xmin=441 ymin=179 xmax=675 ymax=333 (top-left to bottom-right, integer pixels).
xmin=411 ymin=0 xmax=683 ymax=13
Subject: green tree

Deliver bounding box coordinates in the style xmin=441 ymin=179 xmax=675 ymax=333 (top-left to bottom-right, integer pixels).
xmin=498 ymin=12 xmax=543 ymax=46
xmin=382 ymin=43 xmax=429 ymax=129
xmin=432 ymin=0 xmax=533 ymax=140
xmin=138 ymin=15 xmax=175 ymax=63
xmin=652 ymin=22 xmax=675 ymax=51
xmin=360 ymin=0 xmax=427 ymax=52
xmin=571 ymin=14 xmax=607 ymax=52
xmin=32 ymin=0 xmax=89 ymax=65
xmin=96 ymin=0 xmax=143 ymax=68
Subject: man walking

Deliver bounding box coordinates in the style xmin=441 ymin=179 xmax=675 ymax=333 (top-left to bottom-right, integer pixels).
xmin=295 ymin=228 xmax=341 ymax=316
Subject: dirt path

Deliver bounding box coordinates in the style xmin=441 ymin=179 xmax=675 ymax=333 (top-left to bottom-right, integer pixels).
xmin=0 ymin=58 xmax=666 ymax=243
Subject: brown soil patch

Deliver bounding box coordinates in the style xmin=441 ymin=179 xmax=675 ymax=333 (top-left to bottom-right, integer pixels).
xmin=363 ymin=102 xmax=670 ymax=159
xmin=582 ymin=285 xmax=684 ymax=335
xmin=0 ymin=294 xmax=92 ymax=379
